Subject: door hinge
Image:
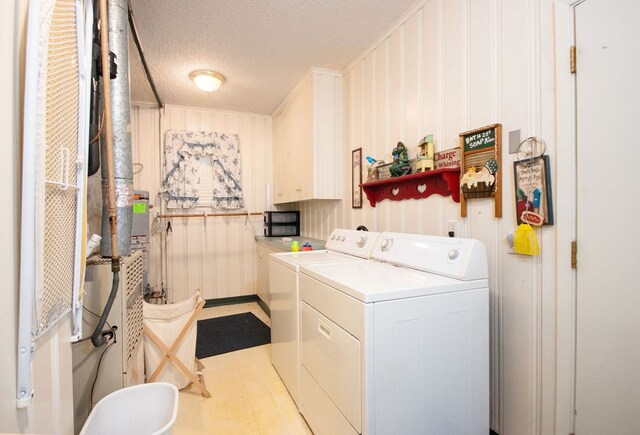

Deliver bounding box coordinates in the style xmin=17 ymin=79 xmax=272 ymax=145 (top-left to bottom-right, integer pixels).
xmin=570 ymin=46 xmax=577 ymax=73
xmin=571 ymin=241 xmax=577 ymax=269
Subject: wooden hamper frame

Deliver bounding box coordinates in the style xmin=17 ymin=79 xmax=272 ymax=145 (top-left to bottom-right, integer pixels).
xmin=144 ymin=291 xmax=211 ymax=398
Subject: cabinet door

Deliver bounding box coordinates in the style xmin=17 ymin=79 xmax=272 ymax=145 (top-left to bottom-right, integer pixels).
xmin=283 ymin=104 xmax=297 ymax=201
xmin=272 ymin=70 xmax=341 ymax=204
xmin=256 ymin=245 xmax=273 ymax=306
xmin=276 ymin=107 xmax=305 ymax=203
xmin=274 ymin=75 xmax=314 ymax=203
xmin=289 ymin=76 xmax=314 ymax=201
xmin=280 ymin=104 xmax=298 ymax=202
xmin=272 ymin=110 xmax=287 ymax=203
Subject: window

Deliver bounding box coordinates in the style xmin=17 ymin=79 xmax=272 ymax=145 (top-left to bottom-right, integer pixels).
xmin=196 ymin=156 xmax=214 ymax=207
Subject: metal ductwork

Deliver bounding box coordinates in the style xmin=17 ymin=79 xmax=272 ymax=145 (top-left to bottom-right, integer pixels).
xmin=100 ymin=0 xmax=133 ymax=257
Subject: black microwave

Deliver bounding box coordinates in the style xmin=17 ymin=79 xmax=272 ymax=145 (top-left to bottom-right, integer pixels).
xmin=263 ymin=211 xmax=300 ymax=237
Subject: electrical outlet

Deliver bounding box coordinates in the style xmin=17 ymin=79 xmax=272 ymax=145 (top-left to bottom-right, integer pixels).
xmin=447 ymin=220 xmax=457 ymax=237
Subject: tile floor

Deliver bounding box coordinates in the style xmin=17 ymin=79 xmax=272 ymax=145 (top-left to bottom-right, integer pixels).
xmin=173 ymin=302 xmax=312 ymax=435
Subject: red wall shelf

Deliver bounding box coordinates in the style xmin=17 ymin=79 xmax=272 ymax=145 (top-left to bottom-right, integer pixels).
xmin=360 ymin=168 xmax=460 ymax=207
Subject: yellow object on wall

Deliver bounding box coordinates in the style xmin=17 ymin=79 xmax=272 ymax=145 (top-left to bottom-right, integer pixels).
xmin=513 ymin=223 xmax=540 ymax=256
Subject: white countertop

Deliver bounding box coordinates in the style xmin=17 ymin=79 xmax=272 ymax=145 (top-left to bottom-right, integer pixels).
xmin=255 ymin=236 xmax=326 ymax=252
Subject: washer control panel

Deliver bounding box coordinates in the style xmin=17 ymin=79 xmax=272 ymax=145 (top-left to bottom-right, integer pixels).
xmin=371 ymin=231 xmax=488 ymax=281
xmin=326 ymin=229 xmax=381 ymax=258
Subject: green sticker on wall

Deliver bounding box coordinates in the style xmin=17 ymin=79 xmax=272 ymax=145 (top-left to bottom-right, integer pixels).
xmin=133 ymin=203 xmax=147 ymax=214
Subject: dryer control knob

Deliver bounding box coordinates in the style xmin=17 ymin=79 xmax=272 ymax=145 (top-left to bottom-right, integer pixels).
xmin=331 ymin=235 xmax=336 ymax=240
xmin=356 ymin=236 xmax=366 ymax=248
xmin=341 ymin=236 xmax=346 ymax=242
xmin=448 ymin=249 xmax=459 ymax=260
xmin=381 ymin=239 xmax=393 ymax=251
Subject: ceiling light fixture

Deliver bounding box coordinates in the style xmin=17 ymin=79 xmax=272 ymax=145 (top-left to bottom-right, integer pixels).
xmin=190 ymin=70 xmax=225 ymax=92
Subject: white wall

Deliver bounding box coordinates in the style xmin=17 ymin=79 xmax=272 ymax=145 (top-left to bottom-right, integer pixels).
xmin=296 ymin=0 xmax=558 ymax=433
xmin=131 ymin=103 xmax=272 ymax=303
xmin=0 ymin=0 xmax=569 ymax=433
xmin=1 ymin=0 xmax=74 ymax=433
xmin=129 ymin=1 xmax=568 ymax=433
xmin=0 ymin=0 xmax=23 ymax=428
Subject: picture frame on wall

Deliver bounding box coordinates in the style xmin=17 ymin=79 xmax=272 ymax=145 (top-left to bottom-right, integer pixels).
xmin=352 ymin=148 xmax=362 ymax=208
xmin=513 ymin=155 xmax=554 ymax=226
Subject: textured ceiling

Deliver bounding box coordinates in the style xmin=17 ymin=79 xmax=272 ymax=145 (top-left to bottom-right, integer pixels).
xmin=128 ymin=0 xmax=417 ymax=114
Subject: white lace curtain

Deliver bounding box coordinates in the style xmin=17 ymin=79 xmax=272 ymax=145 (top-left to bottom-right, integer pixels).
xmin=161 ymin=130 xmax=244 ymax=209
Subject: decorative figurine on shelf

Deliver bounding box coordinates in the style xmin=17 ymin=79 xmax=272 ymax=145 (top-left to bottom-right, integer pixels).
xmin=366 ymin=156 xmax=384 ymax=182
xmin=415 ymin=135 xmax=435 ymax=172
xmin=390 ymin=142 xmax=411 ymax=177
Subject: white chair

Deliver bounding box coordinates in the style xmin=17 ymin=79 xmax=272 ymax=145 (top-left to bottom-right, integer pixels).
xmin=143 ymin=290 xmax=211 ymax=397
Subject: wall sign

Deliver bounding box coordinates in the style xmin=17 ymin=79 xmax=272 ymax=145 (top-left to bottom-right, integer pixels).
xmin=462 ymin=127 xmax=496 ymax=153
xmin=434 ymin=147 xmax=461 ymax=169
xmin=513 ymin=155 xmax=554 ymax=225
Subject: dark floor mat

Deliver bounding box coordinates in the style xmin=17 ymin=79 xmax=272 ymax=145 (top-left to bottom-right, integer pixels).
xmin=196 ymin=312 xmax=270 ymax=359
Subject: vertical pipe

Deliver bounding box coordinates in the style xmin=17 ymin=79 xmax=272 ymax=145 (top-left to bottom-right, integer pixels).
xmin=99 ymin=0 xmax=118 ymax=261
xmin=100 ymin=0 xmax=132 ymax=257
xmin=87 ymin=0 xmax=101 ymax=177
xmin=92 ymin=0 xmax=120 ymax=349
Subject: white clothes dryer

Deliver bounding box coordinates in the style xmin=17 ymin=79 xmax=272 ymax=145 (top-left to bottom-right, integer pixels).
xmin=298 ymin=232 xmax=490 ymax=435
xmin=269 ymin=228 xmax=381 ymax=408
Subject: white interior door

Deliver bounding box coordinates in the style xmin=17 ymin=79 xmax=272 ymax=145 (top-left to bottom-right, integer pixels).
xmin=574 ymin=1 xmax=640 ymax=433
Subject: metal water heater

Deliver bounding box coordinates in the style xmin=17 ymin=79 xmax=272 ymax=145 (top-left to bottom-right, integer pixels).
xmin=131 ymin=190 xmax=150 ymax=292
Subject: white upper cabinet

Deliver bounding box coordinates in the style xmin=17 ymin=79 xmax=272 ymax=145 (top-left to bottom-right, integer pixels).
xmin=272 ymin=69 xmax=342 ymax=204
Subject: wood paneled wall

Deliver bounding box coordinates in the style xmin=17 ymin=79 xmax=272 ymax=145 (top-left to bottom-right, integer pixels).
xmin=296 ymin=1 xmax=558 ymax=433
xmin=132 ymin=0 xmax=561 ymax=432
xmin=131 ymin=103 xmax=272 ymax=304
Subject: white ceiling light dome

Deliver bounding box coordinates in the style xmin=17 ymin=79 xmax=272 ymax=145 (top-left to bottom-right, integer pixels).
xmin=190 ymin=70 xmax=225 ymax=92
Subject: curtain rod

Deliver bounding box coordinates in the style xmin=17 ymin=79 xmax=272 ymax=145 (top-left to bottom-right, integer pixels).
xmin=156 ymin=211 xmax=263 ymax=219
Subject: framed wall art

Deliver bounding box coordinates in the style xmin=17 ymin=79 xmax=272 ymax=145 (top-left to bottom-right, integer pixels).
xmin=513 ymin=155 xmax=554 ymax=225
xmin=352 ymin=148 xmax=362 ymax=208
xmin=459 ymin=123 xmax=502 ymax=218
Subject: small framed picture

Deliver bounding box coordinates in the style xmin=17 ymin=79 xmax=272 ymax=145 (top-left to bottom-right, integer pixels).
xmin=352 ymin=148 xmax=362 ymax=208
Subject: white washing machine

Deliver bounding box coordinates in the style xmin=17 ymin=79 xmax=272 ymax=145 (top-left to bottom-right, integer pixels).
xmin=269 ymin=228 xmax=381 ymax=408
xmin=298 ymin=232 xmax=490 ymax=435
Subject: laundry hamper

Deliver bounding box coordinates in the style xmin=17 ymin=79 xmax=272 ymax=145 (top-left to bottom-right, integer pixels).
xmin=80 ymin=382 xmax=178 ymax=435
xmin=143 ymin=290 xmax=210 ymax=396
